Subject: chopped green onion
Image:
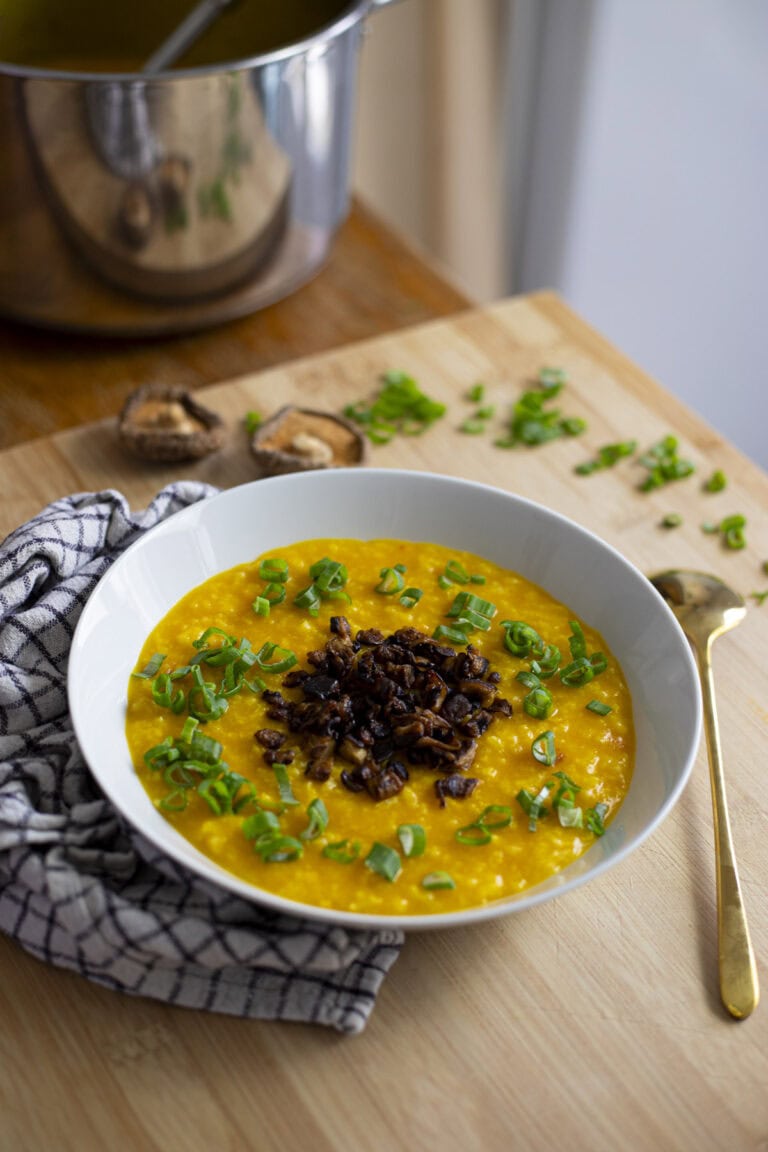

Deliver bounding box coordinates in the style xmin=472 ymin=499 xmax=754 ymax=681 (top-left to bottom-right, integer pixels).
xmin=660 ymin=512 xmax=683 ymax=528
xmin=399 ymin=587 xmax=423 ymax=609
xmin=256 ymin=835 xmax=304 ymax=862
xmin=294 ymin=583 xmax=322 ymax=615
xmin=447 ymin=591 xmax=497 ymax=620
xmin=469 ymin=573 xmax=486 ymax=585
xmin=245 ymin=410 xmax=262 ymax=434
xmin=455 ymin=823 xmax=493 ymax=846
xmin=516 ymin=669 xmax=542 ymax=691
xmin=516 ymin=784 xmax=550 ymax=831
xmin=300 ymin=797 xmax=329 ymax=841
xmin=477 ymin=804 xmax=513 ymax=829
xmin=258 ymin=557 xmax=289 ymax=583
xmin=242 ymin=809 xmax=281 ymax=841
xmin=586 ymin=699 xmax=612 ymax=716
xmin=445 ymin=559 xmax=470 ymax=584
xmin=343 ymin=370 xmax=447 ymax=443
xmin=254 ymin=642 xmax=297 ymax=674
xmin=558 ymin=806 xmax=584 ymax=828
xmin=422 ymin=871 xmax=456 ymax=891
xmin=704 ymin=469 xmax=727 ymax=493
xmin=751 ymin=590 xmax=768 ymax=606
xmin=500 ymin=620 xmax=543 ymax=658
xmin=459 ymin=418 xmax=486 ymax=435
xmin=322 ymin=839 xmax=361 ymax=864
xmin=432 ymin=624 xmax=470 ymax=646
xmin=397 ymin=823 xmax=427 ymax=858
xmin=568 ymin=620 xmax=587 ymax=660
xmin=575 ymin=440 xmax=637 ymax=476
xmin=364 ymin=842 xmax=402 ymax=882
xmin=271 ymin=762 xmax=300 ymax=807
xmin=251 ymin=596 xmax=270 ymax=617
xmin=262 ymin=582 xmax=287 ymax=605
xmin=523 ymin=686 xmax=553 ymax=719
xmin=586 ymin=802 xmax=609 ymax=836
xmin=500 ymin=370 xmax=586 ymax=448
xmin=151 ymin=673 xmax=186 ymax=713
xmin=530 ymin=644 xmax=561 ymax=679
xmin=437 ymin=573 xmax=455 ymax=590
xmin=310 ymin=558 xmax=349 ymax=593
xmin=133 ymin=652 xmax=166 ymax=679
xmin=376 ymin=566 xmax=406 ymax=595
xmin=638 ymin=435 xmax=695 ymax=491
xmin=531 ymin=730 xmax=556 ymax=766
xmin=467 ymin=383 xmax=485 ymax=403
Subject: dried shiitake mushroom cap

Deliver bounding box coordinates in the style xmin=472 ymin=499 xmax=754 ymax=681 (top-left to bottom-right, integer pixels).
xmin=119 ymin=385 xmax=225 ymax=463
xmin=250 ymin=406 xmax=367 ymax=478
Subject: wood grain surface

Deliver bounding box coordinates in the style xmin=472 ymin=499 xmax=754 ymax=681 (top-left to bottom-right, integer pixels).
xmin=0 ymin=199 xmax=469 ymax=450
xmin=1 ymin=292 xmax=767 ymax=1152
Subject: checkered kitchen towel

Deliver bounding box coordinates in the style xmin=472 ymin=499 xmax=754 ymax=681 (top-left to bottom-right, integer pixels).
xmin=0 ymin=485 xmax=403 ymax=1034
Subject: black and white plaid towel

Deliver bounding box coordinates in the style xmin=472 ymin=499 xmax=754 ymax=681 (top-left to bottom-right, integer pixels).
xmin=0 ymin=485 xmax=403 ymax=1034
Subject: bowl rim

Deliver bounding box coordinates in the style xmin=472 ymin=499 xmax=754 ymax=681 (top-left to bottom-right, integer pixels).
xmin=68 ymin=468 xmax=702 ymax=931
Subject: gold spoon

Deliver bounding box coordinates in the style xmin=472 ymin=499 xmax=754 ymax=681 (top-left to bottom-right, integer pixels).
xmin=650 ymin=569 xmax=759 ymax=1019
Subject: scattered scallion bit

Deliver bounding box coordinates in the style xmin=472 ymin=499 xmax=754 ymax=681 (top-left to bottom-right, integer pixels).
xmin=376 ymin=566 xmax=406 ymax=595
xmin=531 ymin=729 xmax=556 ymax=766
xmin=459 ymin=417 xmax=487 ymax=435
xmin=397 ymin=823 xmax=427 ymax=858
xmin=455 ymin=822 xmax=493 ymax=846
xmin=637 ymin=434 xmax=695 ymax=491
xmin=295 ymin=557 xmax=351 ymax=614
xmin=262 ymin=582 xmax=287 ymax=606
xmin=300 ymin=797 xmax=329 ymax=841
xmin=343 ymin=370 xmax=447 ymax=444
xmin=251 ymin=596 xmax=270 ymax=617
xmin=750 ymin=590 xmax=768 ymax=606
xmin=660 ymin=512 xmax=683 ymax=529
xmin=399 ymin=587 xmax=423 ymax=609
xmin=432 ymin=623 xmax=471 ymax=647
xmin=477 ymin=804 xmax=513 ymax=829
xmin=421 ymin=871 xmax=456 ymax=891
xmin=703 ymin=468 xmax=727 ymax=493
xmin=467 ymin=383 xmax=486 ymax=403
xmin=322 ymin=839 xmax=361 ymax=864
xmin=575 ymin=440 xmax=637 ymax=476
xmin=516 ymin=783 xmax=551 ymax=831
xmin=364 ymin=842 xmax=402 ymax=882
xmin=586 ymin=802 xmax=609 ymax=836
xmin=259 ymin=558 xmax=289 ymax=583
xmin=132 ymin=652 xmax=166 ymax=679
xmin=245 ymin=410 xmax=262 ymax=434
xmin=497 ymin=367 xmax=586 ymax=448
xmin=271 ymin=762 xmax=300 ymax=807
xmin=701 ymin=513 xmax=747 ymax=550
xmin=523 ymin=685 xmax=554 ymax=720
xmin=586 ymin=699 xmax=612 ymax=715
xmin=254 ymin=641 xmax=297 ymax=674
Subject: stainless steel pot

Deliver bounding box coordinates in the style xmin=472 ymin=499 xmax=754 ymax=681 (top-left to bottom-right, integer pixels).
xmin=0 ymin=0 xmax=396 ymax=334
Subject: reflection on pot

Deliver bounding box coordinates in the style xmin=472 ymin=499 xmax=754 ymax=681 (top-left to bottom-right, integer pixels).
xmin=24 ymin=69 xmax=291 ymax=300
xmin=0 ymin=0 xmax=393 ymax=334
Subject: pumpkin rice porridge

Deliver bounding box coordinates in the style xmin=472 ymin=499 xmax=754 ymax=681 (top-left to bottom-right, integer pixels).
xmin=126 ymin=538 xmax=634 ymax=916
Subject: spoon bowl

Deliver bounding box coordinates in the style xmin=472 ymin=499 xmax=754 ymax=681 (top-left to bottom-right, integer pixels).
xmin=650 ymin=569 xmax=759 ymax=1019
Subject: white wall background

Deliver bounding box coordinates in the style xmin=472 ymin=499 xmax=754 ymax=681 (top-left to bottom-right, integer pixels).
xmin=516 ymin=0 xmax=768 ymax=470
xmin=353 ymin=0 xmax=768 ymax=471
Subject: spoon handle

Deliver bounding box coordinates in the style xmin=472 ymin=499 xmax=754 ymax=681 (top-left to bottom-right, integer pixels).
xmin=697 ymin=640 xmax=759 ymax=1019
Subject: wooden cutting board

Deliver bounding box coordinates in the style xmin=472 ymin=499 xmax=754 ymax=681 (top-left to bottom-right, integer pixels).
xmin=2 ymin=291 xmax=767 ymax=1152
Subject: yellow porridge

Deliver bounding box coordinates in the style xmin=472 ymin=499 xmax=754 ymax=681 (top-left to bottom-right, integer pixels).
xmin=125 ymin=539 xmax=634 ymax=916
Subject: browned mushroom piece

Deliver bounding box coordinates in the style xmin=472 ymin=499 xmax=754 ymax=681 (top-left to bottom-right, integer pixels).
xmin=119 ymin=384 xmax=225 ymax=462
xmin=250 ymin=405 xmax=367 ymax=478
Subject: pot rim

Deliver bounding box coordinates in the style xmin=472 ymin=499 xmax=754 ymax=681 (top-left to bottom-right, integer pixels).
xmin=0 ymin=0 xmax=375 ymax=82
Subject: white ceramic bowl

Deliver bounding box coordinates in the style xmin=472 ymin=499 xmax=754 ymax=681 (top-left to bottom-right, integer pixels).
xmin=68 ymin=469 xmax=702 ymax=930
